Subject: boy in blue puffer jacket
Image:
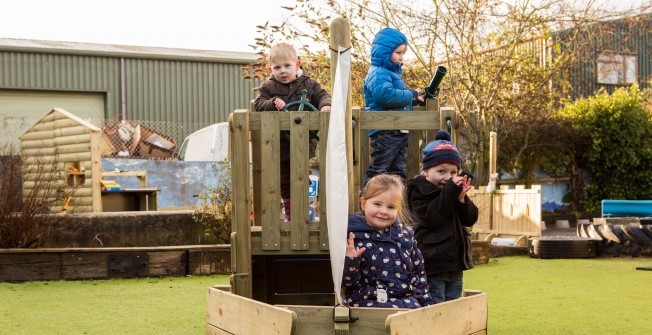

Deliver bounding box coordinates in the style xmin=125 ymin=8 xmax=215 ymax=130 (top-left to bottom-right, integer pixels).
xmin=362 ymin=28 xmax=425 ymax=187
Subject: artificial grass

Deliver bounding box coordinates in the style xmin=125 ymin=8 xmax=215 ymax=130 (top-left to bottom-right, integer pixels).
xmin=0 ymin=275 xmax=229 ymax=335
xmin=0 ymin=257 xmax=650 ymax=334
xmin=464 ymin=256 xmax=651 ymax=335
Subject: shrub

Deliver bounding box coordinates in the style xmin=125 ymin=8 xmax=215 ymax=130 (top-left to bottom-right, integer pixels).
xmin=556 ymin=86 xmax=652 ymax=211
xmin=0 ymin=143 xmax=67 ymax=248
xmin=192 ymin=161 xmax=232 ymax=244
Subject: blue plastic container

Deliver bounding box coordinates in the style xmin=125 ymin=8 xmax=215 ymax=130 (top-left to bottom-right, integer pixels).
xmin=601 ymin=200 xmax=652 ymax=217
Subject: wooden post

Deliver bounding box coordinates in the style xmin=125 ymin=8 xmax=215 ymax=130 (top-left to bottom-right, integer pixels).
xmin=329 ymin=18 xmax=354 ymax=213
xmin=424 ymin=98 xmax=440 ymax=141
xmin=488 ymin=131 xmax=497 ymax=231
xmin=489 ymin=132 xmax=497 ymax=176
xmin=439 ymin=107 xmax=457 ymax=144
xmin=229 ymin=111 xmax=252 ymax=298
xmin=90 ymin=132 xmax=102 ymax=212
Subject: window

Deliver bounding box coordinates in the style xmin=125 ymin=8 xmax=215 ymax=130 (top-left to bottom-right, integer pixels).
xmin=65 ymin=161 xmax=86 ymax=187
xmin=596 ymin=53 xmax=638 ymax=85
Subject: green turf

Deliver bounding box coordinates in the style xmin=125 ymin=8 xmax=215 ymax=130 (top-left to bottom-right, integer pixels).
xmin=464 ymin=256 xmax=651 ymax=335
xmin=0 ymin=275 xmax=229 ymax=335
xmin=0 ymin=257 xmax=650 ymax=334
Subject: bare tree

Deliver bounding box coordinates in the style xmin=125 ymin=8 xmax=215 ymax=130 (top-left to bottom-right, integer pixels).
xmin=242 ymin=0 xmax=650 ymax=183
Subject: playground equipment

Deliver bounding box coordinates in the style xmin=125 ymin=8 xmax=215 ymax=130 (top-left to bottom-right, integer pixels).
xmin=206 ymin=18 xmax=487 ymax=335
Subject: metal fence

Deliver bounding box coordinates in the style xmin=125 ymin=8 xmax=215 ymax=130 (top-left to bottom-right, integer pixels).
xmin=100 ymin=119 xmax=214 ymax=160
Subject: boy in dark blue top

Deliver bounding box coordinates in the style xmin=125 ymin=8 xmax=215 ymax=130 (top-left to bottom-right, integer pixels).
xmin=406 ymin=130 xmax=478 ymax=303
xmin=362 ymin=28 xmax=424 ymax=187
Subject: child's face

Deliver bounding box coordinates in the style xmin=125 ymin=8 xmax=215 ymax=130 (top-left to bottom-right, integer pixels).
xmin=361 ymin=188 xmax=399 ymax=231
xmin=390 ymin=44 xmax=407 ymax=65
xmin=424 ymin=163 xmax=459 ymax=188
xmin=270 ymin=57 xmax=300 ymax=84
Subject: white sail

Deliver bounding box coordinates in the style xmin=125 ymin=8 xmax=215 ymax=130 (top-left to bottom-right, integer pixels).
xmin=326 ymin=46 xmax=351 ymax=305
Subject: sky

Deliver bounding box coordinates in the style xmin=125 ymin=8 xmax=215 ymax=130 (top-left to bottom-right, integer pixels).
xmin=2 ymin=0 xmax=648 ymax=55
xmin=1 ymin=0 xmax=296 ymax=53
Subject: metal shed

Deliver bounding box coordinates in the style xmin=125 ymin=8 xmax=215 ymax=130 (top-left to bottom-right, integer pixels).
xmin=0 ymin=38 xmax=259 ymax=145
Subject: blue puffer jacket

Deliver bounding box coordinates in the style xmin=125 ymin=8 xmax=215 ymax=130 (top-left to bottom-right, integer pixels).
xmin=341 ymin=214 xmax=433 ymax=308
xmin=364 ymin=28 xmax=415 ymax=137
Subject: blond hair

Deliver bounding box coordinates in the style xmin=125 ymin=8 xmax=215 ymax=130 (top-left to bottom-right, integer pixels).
xmin=360 ymin=174 xmax=412 ymax=226
xmin=268 ymin=43 xmax=298 ymax=65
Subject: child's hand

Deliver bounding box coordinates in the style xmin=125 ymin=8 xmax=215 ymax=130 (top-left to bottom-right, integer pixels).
xmin=456 ymin=175 xmax=472 ymax=202
xmin=345 ymin=232 xmax=366 ymax=258
xmin=274 ymin=98 xmax=286 ymax=110
xmin=320 ymin=106 xmax=331 ymax=112
xmin=415 ymin=89 xmax=425 ymax=103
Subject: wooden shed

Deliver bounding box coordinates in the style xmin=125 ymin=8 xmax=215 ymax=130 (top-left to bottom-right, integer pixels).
xmin=19 ymin=108 xmax=102 ymax=213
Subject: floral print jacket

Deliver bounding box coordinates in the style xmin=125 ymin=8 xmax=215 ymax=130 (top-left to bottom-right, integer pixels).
xmin=341 ymin=214 xmax=433 ymax=308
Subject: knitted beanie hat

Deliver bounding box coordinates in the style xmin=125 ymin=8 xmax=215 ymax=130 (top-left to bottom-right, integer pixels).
xmin=421 ymin=130 xmax=462 ymax=170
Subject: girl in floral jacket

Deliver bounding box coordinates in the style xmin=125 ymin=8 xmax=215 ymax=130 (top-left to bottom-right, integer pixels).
xmin=342 ymin=174 xmax=433 ymax=308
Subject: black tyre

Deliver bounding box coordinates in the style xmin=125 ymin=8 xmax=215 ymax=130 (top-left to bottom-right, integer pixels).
xmin=597 ymin=224 xmax=621 ymax=244
xmin=528 ymin=236 xmax=597 ymax=259
xmin=576 ymin=223 xmax=590 ymax=238
xmin=586 ymin=224 xmax=606 ymax=241
xmin=645 ymin=225 xmax=652 ymax=239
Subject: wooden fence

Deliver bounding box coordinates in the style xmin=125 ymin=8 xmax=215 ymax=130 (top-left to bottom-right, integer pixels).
xmin=469 ymin=184 xmax=542 ymax=245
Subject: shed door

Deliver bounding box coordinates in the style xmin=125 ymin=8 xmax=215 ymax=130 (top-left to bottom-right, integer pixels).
xmin=0 ymin=89 xmax=105 ymax=145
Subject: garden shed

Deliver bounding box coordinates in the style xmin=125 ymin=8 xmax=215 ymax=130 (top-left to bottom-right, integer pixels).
xmin=19 ymin=107 xmax=102 ymax=213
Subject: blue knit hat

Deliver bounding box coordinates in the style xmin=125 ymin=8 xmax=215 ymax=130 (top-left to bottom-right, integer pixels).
xmin=421 ymin=130 xmax=462 ymax=170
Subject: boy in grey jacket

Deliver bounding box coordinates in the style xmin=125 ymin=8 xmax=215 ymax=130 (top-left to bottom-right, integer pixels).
xmin=254 ymin=43 xmax=331 ymax=220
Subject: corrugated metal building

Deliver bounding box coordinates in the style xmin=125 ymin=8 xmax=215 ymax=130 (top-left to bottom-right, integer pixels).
xmin=555 ymin=14 xmax=652 ymax=99
xmin=0 ymin=38 xmax=259 ymax=144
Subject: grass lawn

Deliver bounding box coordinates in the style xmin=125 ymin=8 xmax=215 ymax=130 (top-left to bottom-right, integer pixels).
xmin=465 ymin=256 xmax=651 ymax=335
xmin=1 ymin=256 xmax=650 ymax=334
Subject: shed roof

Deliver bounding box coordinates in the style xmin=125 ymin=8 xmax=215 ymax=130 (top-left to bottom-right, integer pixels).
xmin=20 ymin=107 xmax=102 ymax=140
xmin=0 ymin=37 xmax=258 ymax=64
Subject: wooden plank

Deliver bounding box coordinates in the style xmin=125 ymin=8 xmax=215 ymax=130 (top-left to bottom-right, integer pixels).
xmin=206 ymin=324 xmax=232 ymax=335
xmin=318 ymin=111 xmax=330 ymax=251
xmin=290 ymin=111 xmax=310 ymax=251
xmin=385 ymin=292 xmax=488 ymax=335
xmin=53 ymin=118 xmax=84 ymax=129
xmin=250 ymin=234 xmax=330 ymax=255
xmin=280 ymin=305 xmax=405 ymax=335
xmin=56 ymin=152 xmax=92 ymax=163
xmin=206 ymin=288 xmax=297 ymax=335
xmin=56 ymin=143 xmax=93 ymax=155
xmin=0 ymin=245 xmax=230 ymax=253
xmin=53 ymin=134 xmax=92 ymax=146
xmin=21 ymin=147 xmax=56 ymax=156
xmin=0 ymin=253 xmax=61 ymax=281
xmin=473 ymin=229 xmax=540 ymax=237
xmin=406 ymin=130 xmax=421 ymax=180
xmin=251 ymin=129 xmax=262 ymax=227
xmin=248 ymin=110 xmax=322 ymax=131
xmin=101 ymin=170 xmax=148 ymax=188
xmin=61 ymin=253 xmax=108 ymax=279
xmin=21 ymin=138 xmax=55 ymax=149
xmin=147 ymin=251 xmax=186 ymax=276
xmin=351 ymin=107 xmax=362 ymax=197
xmin=229 ymin=111 xmax=252 ymax=298
xmin=260 ymin=112 xmax=281 ymax=251
xmin=359 ymin=111 xmax=441 ymax=130
xmin=188 ymin=249 xmax=231 ymax=275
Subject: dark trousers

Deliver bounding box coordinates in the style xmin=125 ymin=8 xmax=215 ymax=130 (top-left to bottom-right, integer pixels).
xmin=363 ymin=131 xmax=408 ymax=187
